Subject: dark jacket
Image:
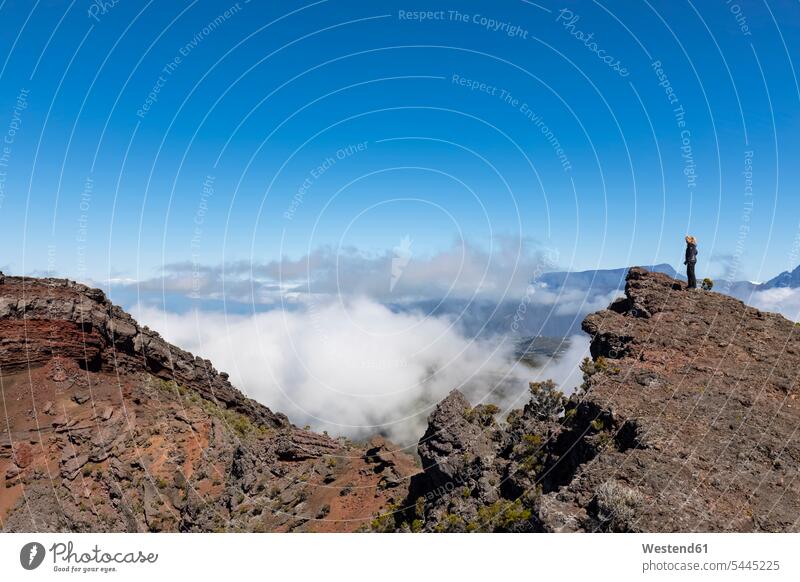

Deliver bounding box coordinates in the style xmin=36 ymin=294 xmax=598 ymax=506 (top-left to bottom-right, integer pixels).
xmin=685 ymin=243 xmax=697 ymax=265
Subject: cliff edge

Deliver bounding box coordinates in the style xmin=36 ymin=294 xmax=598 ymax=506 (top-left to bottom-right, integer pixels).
xmin=0 ymin=273 xmax=417 ymax=532
xmin=389 ymin=267 xmax=800 ymax=532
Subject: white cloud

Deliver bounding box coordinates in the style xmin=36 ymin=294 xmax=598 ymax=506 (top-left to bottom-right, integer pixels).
xmin=132 ymin=298 xmax=588 ymax=446
xmin=124 ymin=237 xmax=557 ymax=305
xmin=747 ymin=288 xmax=800 ymax=322
xmin=526 ymin=286 xmax=624 ymax=316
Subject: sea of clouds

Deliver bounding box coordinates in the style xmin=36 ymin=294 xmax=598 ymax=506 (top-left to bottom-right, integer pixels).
xmin=119 ymin=238 xmax=609 ymax=445
xmin=132 ymin=296 xmax=589 ymax=447
xmin=123 ymin=241 xmax=800 ymax=447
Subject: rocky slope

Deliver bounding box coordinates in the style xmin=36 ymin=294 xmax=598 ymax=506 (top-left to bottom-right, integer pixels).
xmin=4 ymin=267 xmax=800 ymax=533
xmin=0 ymin=272 xmax=417 ymax=532
xmin=381 ymin=267 xmax=800 ymax=532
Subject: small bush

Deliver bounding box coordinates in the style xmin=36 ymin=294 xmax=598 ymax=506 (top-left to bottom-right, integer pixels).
xmin=595 ymin=480 xmax=643 ymax=532
xmin=505 ymin=408 xmax=523 ymax=429
xmin=527 ymin=380 xmax=565 ymax=420
xmin=590 ymin=418 xmax=605 ymax=431
xmin=579 ymin=357 xmax=607 ymax=393
xmin=475 ymin=499 xmax=533 ymax=532
xmin=465 ymin=403 xmax=501 ymax=426
xmin=434 ymin=513 xmax=467 ymax=533
xmin=517 ymin=434 xmax=545 ymax=473
xmin=369 ymin=502 xmax=400 ymax=532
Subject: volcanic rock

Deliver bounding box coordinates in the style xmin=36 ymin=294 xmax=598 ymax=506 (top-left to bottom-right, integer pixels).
xmin=393 ymin=267 xmax=800 ymax=532
xmin=0 ymin=273 xmax=418 ymax=532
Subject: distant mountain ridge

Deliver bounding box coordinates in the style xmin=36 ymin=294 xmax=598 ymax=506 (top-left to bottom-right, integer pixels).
xmin=539 ymin=263 xmax=681 ymax=290
xmin=542 ymin=261 xmax=800 ymax=292
xmin=760 ymin=264 xmax=800 ymax=289
xmin=398 ymin=261 xmax=800 ymax=340
xmin=540 ymin=262 xmax=800 ymax=306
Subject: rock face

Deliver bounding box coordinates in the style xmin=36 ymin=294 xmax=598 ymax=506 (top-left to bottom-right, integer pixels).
xmin=0 ymin=274 xmax=285 ymax=429
xmin=0 ymin=274 xmax=418 ymax=532
xmin=5 ymin=267 xmax=800 ymax=533
xmin=386 ymin=267 xmax=800 ymax=532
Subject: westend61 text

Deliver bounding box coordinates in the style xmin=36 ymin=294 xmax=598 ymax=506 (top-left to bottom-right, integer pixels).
xmin=642 ymin=543 xmax=708 ymax=554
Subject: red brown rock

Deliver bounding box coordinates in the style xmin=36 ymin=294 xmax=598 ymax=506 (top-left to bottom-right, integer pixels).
xmin=12 ymin=443 xmax=33 ymax=468
xmin=399 ymin=267 xmax=800 ymax=532
xmin=0 ymin=273 xmax=419 ymax=532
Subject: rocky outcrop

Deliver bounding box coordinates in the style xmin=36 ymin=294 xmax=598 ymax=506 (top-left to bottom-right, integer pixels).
xmin=0 ymin=273 xmax=418 ymax=532
xmin=392 ymin=267 xmax=800 ymax=532
xmin=0 ymin=274 xmax=286 ymax=429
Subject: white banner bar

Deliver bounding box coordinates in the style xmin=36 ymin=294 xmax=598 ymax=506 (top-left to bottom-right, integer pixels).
xmin=1 ymin=533 xmax=798 ymax=581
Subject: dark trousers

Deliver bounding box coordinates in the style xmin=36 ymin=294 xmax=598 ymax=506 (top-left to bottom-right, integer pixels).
xmin=687 ymin=262 xmax=696 ymax=288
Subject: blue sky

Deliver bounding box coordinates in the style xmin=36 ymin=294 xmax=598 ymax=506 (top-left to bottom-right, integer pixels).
xmin=1 ymin=0 xmax=799 ymax=287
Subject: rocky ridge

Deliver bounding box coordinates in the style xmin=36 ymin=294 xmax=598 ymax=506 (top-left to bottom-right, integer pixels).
xmin=0 ymin=273 xmax=417 ymax=532
xmin=4 ymin=267 xmax=800 ymax=532
xmin=381 ymin=267 xmax=800 ymax=532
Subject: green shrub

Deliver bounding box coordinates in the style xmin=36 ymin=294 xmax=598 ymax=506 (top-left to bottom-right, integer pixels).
xmin=527 ymin=380 xmax=565 ymax=420
xmin=433 ymin=513 xmax=466 ymax=533
xmin=579 ymin=357 xmax=608 ymax=393
xmin=154 ymin=376 xmax=268 ymax=438
xmin=595 ymin=431 xmax=614 ymax=450
xmin=465 ymin=403 xmax=501 ymax=426
xmin=517 ymin=433 xmax=545 ymax=473
xmin=369 ymin=502 xmax=400 ymax=532
xmin=505 ymin=408 xmax=522 ymax=428
xmin=475 ymin=499 xmax=533 ymax=532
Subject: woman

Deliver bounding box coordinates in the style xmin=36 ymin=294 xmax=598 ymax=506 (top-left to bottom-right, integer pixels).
xmin=684 ymin=235 xmax=698 ymax=289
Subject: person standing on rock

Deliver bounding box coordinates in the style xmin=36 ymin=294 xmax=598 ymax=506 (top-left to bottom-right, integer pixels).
xmin=684 ymin=235 xmax=698 ymax=289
